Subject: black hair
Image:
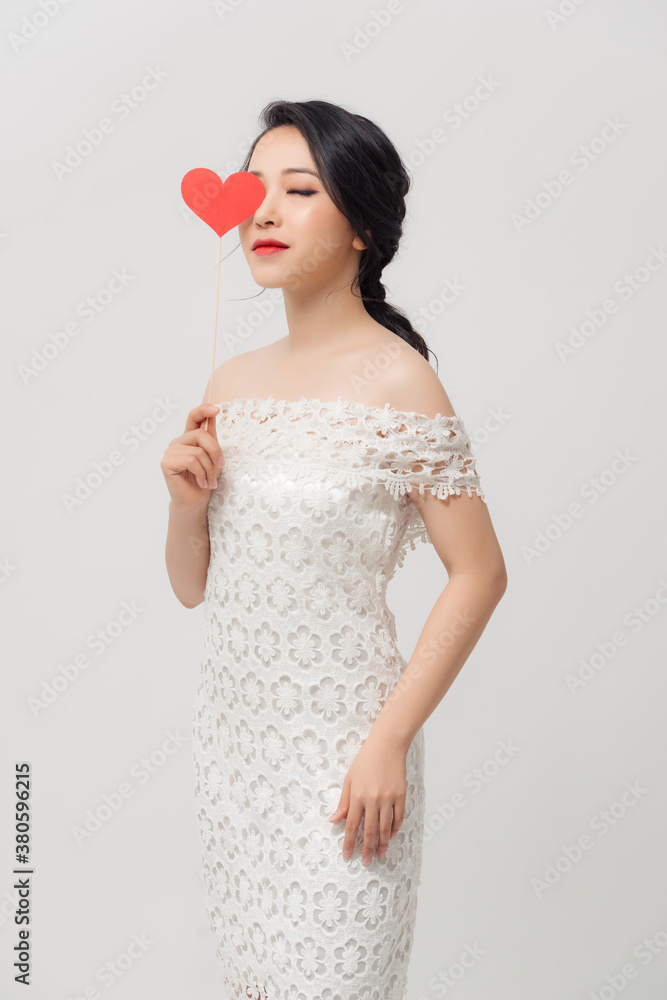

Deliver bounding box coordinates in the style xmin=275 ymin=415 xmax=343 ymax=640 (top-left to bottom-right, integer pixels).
xmin=239 ymin=99 xmax=437 ymax=367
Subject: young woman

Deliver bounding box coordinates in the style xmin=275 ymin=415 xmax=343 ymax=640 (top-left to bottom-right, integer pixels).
xmin=162 ymin=99 xmax=507 ymax=1000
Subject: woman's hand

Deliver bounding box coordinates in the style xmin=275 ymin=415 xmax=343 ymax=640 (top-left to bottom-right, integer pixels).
xmin=328 ymin=734 xmax=407 ymax=864
xmin=160 ymin=403 xmax=224 ymax=510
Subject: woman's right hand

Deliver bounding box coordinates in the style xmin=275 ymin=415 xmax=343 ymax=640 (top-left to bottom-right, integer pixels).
xmin=160 ymin=403 xmax=225 ymax=510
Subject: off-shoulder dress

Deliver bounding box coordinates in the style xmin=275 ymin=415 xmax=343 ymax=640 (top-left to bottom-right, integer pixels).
xmin=192 ymin=396 xmax=486 ymax=1000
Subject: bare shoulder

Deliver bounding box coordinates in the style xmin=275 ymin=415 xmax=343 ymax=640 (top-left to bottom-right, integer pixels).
xmin=201 ymin=343 xmax=277 ymax=404
xmin=380 ymin=339 xmax=457 ymax=419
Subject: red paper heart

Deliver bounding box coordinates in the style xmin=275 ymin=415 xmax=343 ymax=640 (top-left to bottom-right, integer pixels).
xmin=181 ymin=168 xmax=265 ymax=237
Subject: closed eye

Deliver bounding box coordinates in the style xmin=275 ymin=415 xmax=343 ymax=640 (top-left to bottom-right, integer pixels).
xmin=287 ymin=189 xmax=317 ymax=196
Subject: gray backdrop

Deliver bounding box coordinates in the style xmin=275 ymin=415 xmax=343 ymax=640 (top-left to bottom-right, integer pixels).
xmin=3 ymin=1 xmax=666 ymax=997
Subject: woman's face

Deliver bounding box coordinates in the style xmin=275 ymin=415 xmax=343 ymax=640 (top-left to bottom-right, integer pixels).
xmin=239 ymin=125 xmax=366 ymax=291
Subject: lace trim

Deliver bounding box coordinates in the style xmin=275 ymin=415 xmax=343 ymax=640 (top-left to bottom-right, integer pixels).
xmin=213 ymin=395 xmax=487 ymax=503
xmin=212 ymin=394 xmax=464 ymax=424
xmin=219 ymin=451 xmax=485 ymax=501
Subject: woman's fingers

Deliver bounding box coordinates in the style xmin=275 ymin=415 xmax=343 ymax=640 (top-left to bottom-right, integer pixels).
xmin=161 ymin=402 xmax=225 ymax=507
xmin=390 ymin=792 xmax=405 ymax=839
xmin=168 ymin=444 xmax=215 ymax=490
xmin=361 ymin=803 xmax=379 ymax=865
xmin=177 ymin=429 xmax=225 ymax=486
xmin=377 ymin=803 xmax=394 ymax=858
xmin=341 ymin=801 xmax=363 ymax=860
xmin=336 ymin=745 xmax=407 ymax=862
xmin=185 ymin=405 xmax=224 ymax=485
xmin=169 ymin=447 xmax=213 ymax=491
xmin=184 ymin=403 xmax=220 ymax=434
xmin=341 ymin=799 xmax=396 ymax=863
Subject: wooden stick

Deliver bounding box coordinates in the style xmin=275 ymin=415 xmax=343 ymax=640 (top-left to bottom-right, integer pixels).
xmin=204 ymin=235 xmax=223 ymax=434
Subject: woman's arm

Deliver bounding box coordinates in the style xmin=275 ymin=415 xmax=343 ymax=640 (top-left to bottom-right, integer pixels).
xmin=367 ymin=358 xmax=507 ymax=748
xmin=330 ymin=492 xmax=506 ymax=863
xmin=165 ymin=500 xmax=211 ymax=609
xmin=329 ymin=356 xmax=507 ymax=864
xmin=162 ymin=392 xmax=225 ymax=608
xmin=163 ymin=357 xmax=243 ymax=607
xmin=368 ymin=490 xmax=507 ymax=750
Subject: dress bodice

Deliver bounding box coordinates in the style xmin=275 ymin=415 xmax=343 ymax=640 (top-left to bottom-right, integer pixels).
xmin=206 ymin=395 xmax=486 ymax=579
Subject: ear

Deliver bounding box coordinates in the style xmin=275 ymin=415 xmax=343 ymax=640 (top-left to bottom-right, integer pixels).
xmin=353 ymin=227 xmax=371 ymax=251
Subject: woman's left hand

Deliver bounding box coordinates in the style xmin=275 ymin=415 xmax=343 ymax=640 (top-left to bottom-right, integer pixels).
xmin=328 ymin=734 xmax=407 ymax=864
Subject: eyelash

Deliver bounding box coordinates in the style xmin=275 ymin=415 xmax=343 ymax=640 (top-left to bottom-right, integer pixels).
xmin=287 ymin=189 xmax=316 ymax=196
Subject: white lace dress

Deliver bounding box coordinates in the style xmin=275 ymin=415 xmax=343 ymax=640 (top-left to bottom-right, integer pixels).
xmin=192 ymin=396 xmax=486 ymax=1000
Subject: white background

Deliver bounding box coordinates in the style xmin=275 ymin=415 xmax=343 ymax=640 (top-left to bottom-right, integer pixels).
xmin=2 ymin=1 xmax=666 ymax=997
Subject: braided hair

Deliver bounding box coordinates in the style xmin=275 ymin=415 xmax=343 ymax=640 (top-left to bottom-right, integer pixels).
xmin=240 ymin=99 xmax=437 ymax=367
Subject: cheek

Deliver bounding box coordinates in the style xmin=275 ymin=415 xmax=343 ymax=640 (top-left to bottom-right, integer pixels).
xmin=301 ymin=209 xmax=350 ymax=262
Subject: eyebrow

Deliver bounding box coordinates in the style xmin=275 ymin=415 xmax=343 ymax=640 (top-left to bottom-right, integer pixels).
xmin=249 ymin=167 xmax=320 ymax=179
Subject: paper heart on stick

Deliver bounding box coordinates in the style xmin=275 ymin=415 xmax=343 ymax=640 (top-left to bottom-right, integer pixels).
xmin=180 ymin=168 xmax=266 ymax=432
xmin=181 ymin=168 xmax=265 ymax=237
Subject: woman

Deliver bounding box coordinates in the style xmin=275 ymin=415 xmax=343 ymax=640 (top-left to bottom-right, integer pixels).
xmin=162 ymin=99 xmax=507 ymax=1000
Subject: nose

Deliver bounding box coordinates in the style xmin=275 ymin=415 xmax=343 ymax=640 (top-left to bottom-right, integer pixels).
xmin=252 ymin=186 xmax=281 ymax=227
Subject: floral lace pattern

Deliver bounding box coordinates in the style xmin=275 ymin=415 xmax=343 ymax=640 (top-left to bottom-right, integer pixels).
xmin=192 ymin=396 xmax=485 ymax=999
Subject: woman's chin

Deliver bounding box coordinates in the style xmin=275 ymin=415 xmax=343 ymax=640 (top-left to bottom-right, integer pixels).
xmin=248 ymin=274 xmax=286 ymax=290
xmin=246 ymin=265 xmax=307 ymax=292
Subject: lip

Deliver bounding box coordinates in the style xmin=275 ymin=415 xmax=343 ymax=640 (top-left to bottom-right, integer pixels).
xmin=252 ymin=238 xmax=289 ymax=250
xmin=253 ymin=245 xmax=289 ymax=256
